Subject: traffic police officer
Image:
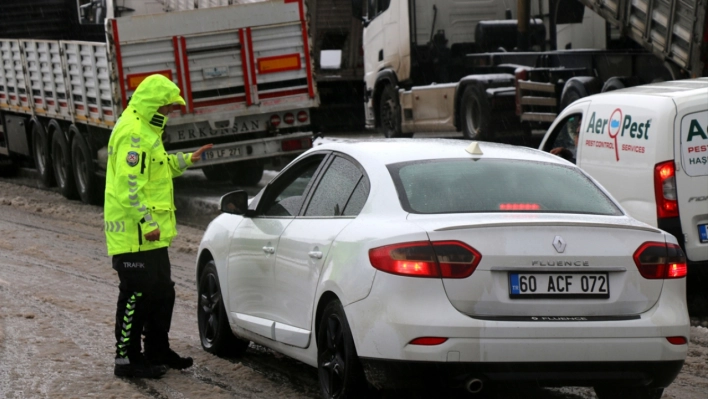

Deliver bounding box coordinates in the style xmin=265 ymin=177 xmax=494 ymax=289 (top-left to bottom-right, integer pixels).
xmin=104 ymin=74 xmax=212 ymax=378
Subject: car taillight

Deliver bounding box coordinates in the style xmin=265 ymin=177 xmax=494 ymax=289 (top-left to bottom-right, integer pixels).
xmin=633 ymin=241 xmax=687 ymax=279
xmin=284 ymin=113 xmax=295 ymax=124
xmin=654 ymin=161 xmax=678 ymax=219
xmin=297 ymin=110 xmax=308 ymax=123
xmin=409 ymin=337 xmax=448 ymax=346
xmin=369 ymin=241 xmax=482 ymax=278
xmin=666 ymin=336 xmax=688 ymax=345
xmin=270 ymin=114 xmax=281 ymax=127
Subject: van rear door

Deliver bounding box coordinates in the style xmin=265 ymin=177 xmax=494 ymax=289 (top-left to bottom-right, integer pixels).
xmin=675 ymin=103 xmax=708 ymax=263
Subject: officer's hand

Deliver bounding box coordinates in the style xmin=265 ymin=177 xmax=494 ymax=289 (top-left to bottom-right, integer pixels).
xmin=144 ymin=228 xmax=160 ymax=242
xmin=191 ymin=144 xmax=214 ymax=163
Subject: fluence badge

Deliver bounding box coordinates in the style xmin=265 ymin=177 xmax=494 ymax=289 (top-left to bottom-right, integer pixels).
xmin=126 ymin=151 xmax=140 ymax=167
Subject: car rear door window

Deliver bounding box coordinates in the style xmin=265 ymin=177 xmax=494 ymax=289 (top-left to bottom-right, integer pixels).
xmin=388 ymin=158 xmax=621 ymax=215
xmin=305 ymin=156 xmax=367 ymax=217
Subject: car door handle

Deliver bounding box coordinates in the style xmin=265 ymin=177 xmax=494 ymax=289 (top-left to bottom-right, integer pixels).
xmin=263 ymin=246 xmax=275 ymax=254
xmin=308 ymin=251 xmax=323 ymax=259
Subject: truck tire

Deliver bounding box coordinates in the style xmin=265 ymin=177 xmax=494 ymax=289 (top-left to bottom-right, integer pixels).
xmin=51 ymin=125 xmax=78 ymax=200
xmin=559 ymin=77 xmax=601 ymax=111
xmin=31 ymin=121 xmax=55 ymax=187
xmin=460 ymin=85 xmax=491 ymax=140
xmin=71 ymin=133 xmax=101 ymax=205
xmin=202 ymin=164 xmax=231 ymax=181
xmin=231 ymin=160 xmax=264 ymax=187
xmin=378 ymin=84 xmax=406 ymax=138
xmin=601 ymin=76 xmax=643 ymax=93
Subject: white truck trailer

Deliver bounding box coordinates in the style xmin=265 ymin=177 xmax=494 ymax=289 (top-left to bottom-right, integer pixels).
xmin=354 ymin=0 xmax=707 ymax=139
xmin=0 ymin=0 xmax=319 ymax=204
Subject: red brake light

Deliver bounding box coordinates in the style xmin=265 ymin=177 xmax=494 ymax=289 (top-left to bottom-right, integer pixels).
xmin=297 ymin=110 xmax=308 ymax=122
xmin=666 ymin=336 xmax=688 ymax=345
xmin=633 ymin=242 xmax=687 ymax=279
xmin=270 ymin=114 xmax=281 ymax=127
xmin=409 ymin=337 xmax=448 ymax=346
xmin=369 ymin=241 xmax=482 ymax=278
xmin=284 ymin=113 xmax=295 ymax=124
xmin=499 ymin=203 xmax=540 ymax=211
xmin=654 ymin=161 xmax=678 ymax=219
xmin=281 ymin=138 xmax=312 ymax=152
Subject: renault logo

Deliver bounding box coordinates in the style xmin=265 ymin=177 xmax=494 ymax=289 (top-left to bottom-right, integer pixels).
xmin=553 ymin=236 xmax=566 ymax=253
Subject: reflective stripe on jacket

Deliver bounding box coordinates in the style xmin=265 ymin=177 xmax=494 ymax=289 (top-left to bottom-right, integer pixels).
xmin=104 ymin=75 xmax=192 ymax=256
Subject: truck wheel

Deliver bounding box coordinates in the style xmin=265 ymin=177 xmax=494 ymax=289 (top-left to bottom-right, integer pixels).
xmin=50 ymin=126 xmax=78 ymax=200
xmin=71 ymin=133 xmax=101 ymax=205
xmin=31 ymin=122 xmax=55 ymax=187
xmin=559 ymin=77 xmax=601 ymax=111
xmin=378 ymin=84 xmax=405 ymax=138
xmin=202 ymin=165 xmax=231 ymax=181
xmin=461 ymin=85 xmax=491 ymax=140
xmin=601 ymin=76 xmax=643 ymax=93
xmin=231 ymin=160 xmax=264 ymax=187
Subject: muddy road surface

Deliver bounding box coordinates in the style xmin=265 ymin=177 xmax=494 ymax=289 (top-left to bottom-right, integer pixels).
xmin=0 ymin=179 xmax=707 ymax=399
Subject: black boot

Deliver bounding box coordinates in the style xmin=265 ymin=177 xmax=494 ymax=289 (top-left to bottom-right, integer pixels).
xmin=114 ymin=355 xmax=167 ymax=378
xmin=145 ymin=348 xmax=193 ymax=370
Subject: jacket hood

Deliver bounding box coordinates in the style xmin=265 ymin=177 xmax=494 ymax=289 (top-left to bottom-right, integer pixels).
xmin=129 ymin=74 xmax=185 ymax=118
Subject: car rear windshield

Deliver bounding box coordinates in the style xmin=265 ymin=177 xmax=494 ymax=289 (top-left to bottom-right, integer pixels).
xmin=388 ymin=158 xmax=622 ymax=215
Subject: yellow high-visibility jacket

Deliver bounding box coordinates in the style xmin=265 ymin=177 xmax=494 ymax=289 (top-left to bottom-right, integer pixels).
xmin=104 ymin=75 xmax=192 ymax=256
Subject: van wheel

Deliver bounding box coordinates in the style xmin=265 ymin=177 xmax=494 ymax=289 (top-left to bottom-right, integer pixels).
xmin=461 ymin=85 xmax=491 ymax=140
xmin=317 ymin=300 xmax=368 ymax=399
xmin=378 ymin=84 xmax=408 ymax=138
xmin=32 ymin=122 xmax=55 ymax=187
xmin=51 ymin=127 xmax=78 ymax=200
xmin=198 ymin=260 xmax=250 ymax=357
xmin=71 ymin=133 xmax=101 ymax=205
xmin=559 ymin=77 xmax=601 ymax=111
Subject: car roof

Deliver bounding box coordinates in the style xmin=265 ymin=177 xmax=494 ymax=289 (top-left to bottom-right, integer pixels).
xmin=310 ymin=138 xmax=570 ymax=166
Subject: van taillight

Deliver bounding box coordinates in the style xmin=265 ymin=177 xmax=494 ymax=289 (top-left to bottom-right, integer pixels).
xmin=633 ymin=242 xmax=687 ymax=279
xmin=654 ymin=161 xmax=678 ymax=219
xmin=369 ymin=241 xmax=482 ymax=278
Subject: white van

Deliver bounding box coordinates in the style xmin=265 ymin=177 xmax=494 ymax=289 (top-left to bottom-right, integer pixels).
xmin=539 ymin=79 xmax=708 ymax=271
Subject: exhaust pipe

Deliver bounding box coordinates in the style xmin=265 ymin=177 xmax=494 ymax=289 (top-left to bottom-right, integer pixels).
xmin=465 ymin=378 xmax=484 ymax=394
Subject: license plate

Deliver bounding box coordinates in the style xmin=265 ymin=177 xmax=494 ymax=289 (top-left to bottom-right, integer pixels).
xmin=202 ymin=147 xmax=241 ymax=161
xmin=699 ymin=224 xmax=708 ymax=243
xmin=509 ymin=272 xmax=610 ymax=299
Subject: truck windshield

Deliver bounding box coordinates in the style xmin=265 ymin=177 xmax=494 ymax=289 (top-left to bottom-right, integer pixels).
xmin=388 ymin=158 xmax=622 ymax=215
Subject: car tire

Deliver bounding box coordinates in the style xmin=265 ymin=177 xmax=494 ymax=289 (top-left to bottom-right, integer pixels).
xmin=231 ymin=160 xmax=264 ymax=187
xmin=460 ymin=85 xmax=491 ymax=140
xmin=71 ymin=133 xmax=102 ymax=205
xmin=317 ymin=300 xmax=368 ymax=399
xmin=594 ymin=386 xmax=664 ymax=399
xmin=198 ymin=260 xmax=250 ymax=357
xmin=32 ymin=121 xmax=55 ymax=187
xmin=378 ymin=84 xmax=409 ymax=138
xmin=51 ymin=127 xmax=78 ymax=200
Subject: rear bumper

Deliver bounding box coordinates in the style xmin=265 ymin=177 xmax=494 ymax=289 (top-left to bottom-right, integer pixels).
xmin=359 ymin=358 xmax=685 ymax=390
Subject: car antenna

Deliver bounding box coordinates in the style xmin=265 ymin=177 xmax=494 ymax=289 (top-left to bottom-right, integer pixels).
xmin=465 ymin=142 xmax=483 ymax=156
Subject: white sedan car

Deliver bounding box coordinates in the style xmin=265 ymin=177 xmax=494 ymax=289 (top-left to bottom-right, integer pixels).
xmin=196 ymin=139 xmax=688 ymax=399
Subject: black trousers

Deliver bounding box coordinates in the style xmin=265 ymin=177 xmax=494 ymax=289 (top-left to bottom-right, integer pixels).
xmin=113 ymin=247 xmax=175 ymax=360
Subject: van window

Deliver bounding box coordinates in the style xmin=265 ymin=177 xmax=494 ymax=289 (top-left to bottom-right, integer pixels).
xmin=543 ymin=113 xmax=583 ymax=164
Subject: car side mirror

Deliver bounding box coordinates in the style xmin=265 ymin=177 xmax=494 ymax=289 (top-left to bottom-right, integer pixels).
xmin=220 ymin=190 xmax=251 ymax=216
